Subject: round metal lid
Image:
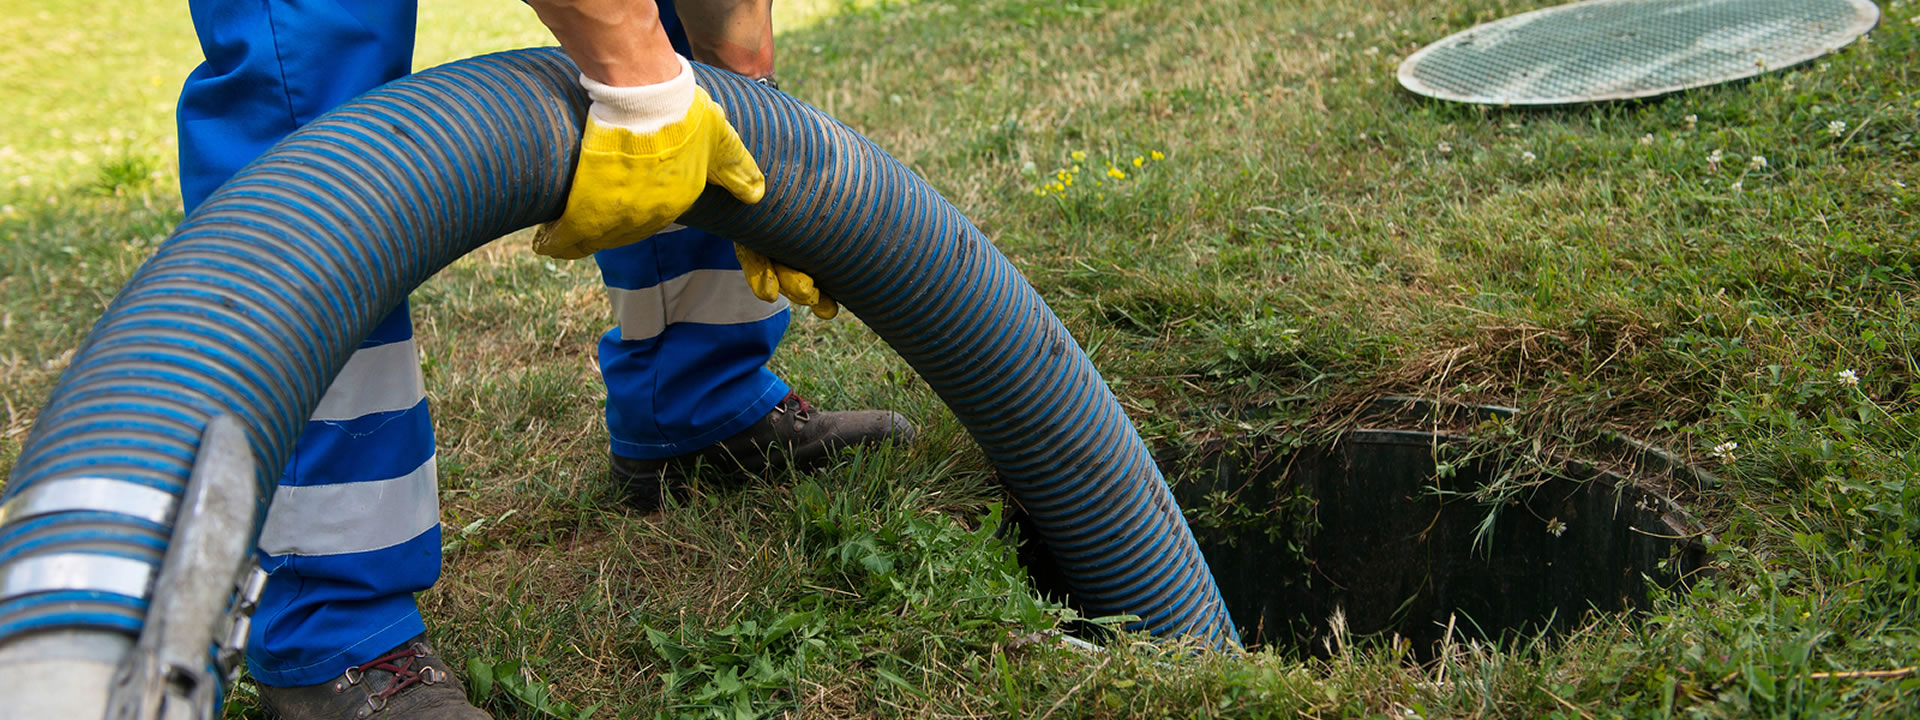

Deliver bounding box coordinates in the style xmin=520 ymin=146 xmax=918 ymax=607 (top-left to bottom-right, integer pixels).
xmin=1397 ymin=0 xmax=1882 ymax=105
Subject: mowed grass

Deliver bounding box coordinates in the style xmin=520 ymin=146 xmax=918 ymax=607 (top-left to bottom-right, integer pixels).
xmin=3 ymin=0 xmax=1920 ymax=717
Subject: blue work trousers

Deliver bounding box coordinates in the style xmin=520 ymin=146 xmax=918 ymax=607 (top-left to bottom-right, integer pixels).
xmin=177 ymin=0 xmax=789 ymax=687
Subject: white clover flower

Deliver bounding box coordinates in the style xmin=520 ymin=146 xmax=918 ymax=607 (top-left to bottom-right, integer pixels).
xmin=1640 ymin=133 xmax=1655 ymax=145
xmin=1828 ymin=120 xmax=1848 ymax=137
xmin=1437 ymin=141 xmax=1452 ymax=154
xmin=1546 ymin=518 xmax=1568 ymax=537
xmin=1708 ymin=149 xmax=1723 ymax=164
xmin=1748 ymin=155 xmax=1768 ymax=171
xmin=1685 ymin=114 xmax=1698 ymax=128
xmin=1521 ymin=151 xmax=1537 ymax=164
xmin=1711 ymin=441 xmax=1739 ymax=464
xmin=1838 ymin=369 xmax=1859 ymax=387
xmin=1730 ymin=180 xmax=1744 ymax=191
xmin=1364 ymin=46 xmax=1381 ymax=56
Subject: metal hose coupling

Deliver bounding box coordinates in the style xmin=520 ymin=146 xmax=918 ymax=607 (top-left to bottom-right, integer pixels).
xmin=0 ymin=416 xmax=265 ymax=720
xmin=107 ymin=415 xmax=267 ymax=720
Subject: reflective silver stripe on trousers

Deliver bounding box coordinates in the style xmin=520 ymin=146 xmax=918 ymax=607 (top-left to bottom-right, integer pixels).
xmin=0 ymin=477 xmax=179 ymax=527
xmin=0 ymin=554 xmax=157 ymax=601
xmin=310 ymin=337 xmax=426 ymax=422
xmin=254 ymin=456 xmax=439 ymax=557
xmin=611 ymin=267 xmax=788 ymax=342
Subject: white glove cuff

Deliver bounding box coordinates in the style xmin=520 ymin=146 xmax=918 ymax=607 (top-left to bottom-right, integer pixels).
xmin=580 ymin=56 xmax=697 ymax=134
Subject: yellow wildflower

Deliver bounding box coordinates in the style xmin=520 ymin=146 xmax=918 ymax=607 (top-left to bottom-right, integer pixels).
xmin=1106 ymin=166 xmax=1126 ymax=180
xmin=1071 ymin=150 xmax=1087 ymax=161
xmin=1150 ymin=150 xmax=1165 ymax=160
xmin=1132 ymin=156 xmax=1144 ymax=167
xmin=1049 ymin=182 xmax=1065 ymax=193
xmin=1032 ymin=187 xmax=1046 ymax=196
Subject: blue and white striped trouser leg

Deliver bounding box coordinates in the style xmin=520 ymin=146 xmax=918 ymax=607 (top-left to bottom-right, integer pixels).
xmin=176 ymin=0 xmax=436 ymax=688
xmin=595 ymin=227 xmax=792 ymax=460
xmin=176 ymin=0 xmax=791 ymax=688
xmin=248 ymin=313 xmax=441 ymax=687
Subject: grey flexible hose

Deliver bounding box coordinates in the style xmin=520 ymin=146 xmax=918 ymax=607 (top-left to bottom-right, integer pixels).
xmin=0 ymin=48 xmax=1236 ymax=665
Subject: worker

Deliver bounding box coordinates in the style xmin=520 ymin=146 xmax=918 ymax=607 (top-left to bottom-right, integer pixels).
xmin=174 ymin=0 xmax=913 ymax=716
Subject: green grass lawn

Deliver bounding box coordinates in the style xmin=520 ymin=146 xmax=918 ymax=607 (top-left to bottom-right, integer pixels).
xmin=4 ymin=0 xmax=1920 ymax=717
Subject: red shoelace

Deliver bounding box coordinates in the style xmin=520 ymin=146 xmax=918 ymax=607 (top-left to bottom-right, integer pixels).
xmin=781 ymin=392 xmax=816 ymax=417
xmin=344 ymin=643 xmax=444 ymax=712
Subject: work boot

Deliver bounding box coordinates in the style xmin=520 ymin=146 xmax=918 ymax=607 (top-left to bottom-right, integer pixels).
xmin=258 ymin=634 xmax=489 ymax=720
xmin=612 ymin=392 xmax=915 ymax=512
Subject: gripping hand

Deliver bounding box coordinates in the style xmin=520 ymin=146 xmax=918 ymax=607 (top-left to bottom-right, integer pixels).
xmin=534 ymin=58 xmax=765 ymax=260
xmin=735 ymin=244 xmax=838 ymax=319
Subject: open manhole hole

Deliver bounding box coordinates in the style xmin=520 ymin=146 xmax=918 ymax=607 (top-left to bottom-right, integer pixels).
xmin=1013 ymin=398 xmax=1714 ymax=657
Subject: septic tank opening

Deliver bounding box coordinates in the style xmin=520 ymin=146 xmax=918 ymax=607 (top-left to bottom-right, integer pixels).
xmin=1012 ymin=398 xmax=1713 ymax=658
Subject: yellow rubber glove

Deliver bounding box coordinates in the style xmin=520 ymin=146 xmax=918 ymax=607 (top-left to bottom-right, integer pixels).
xmin=534 ymin=59 xmax=765 ymax=260
xmin=735 ymin=243 xmax=838 ymax=319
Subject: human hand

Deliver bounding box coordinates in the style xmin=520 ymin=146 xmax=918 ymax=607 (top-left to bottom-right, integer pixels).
xmin=533 ymin=58 xmax=765 ymax=260
xmin=735 ymin=243 xmax=838 ymax=319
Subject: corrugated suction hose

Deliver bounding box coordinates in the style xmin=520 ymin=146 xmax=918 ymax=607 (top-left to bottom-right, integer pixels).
xmin=0 ymin=48 xmax=1235 ymax=656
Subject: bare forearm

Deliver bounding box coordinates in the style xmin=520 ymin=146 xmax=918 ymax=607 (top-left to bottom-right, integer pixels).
xmin=526 ymin=0 xmax=683 ymax=86
xmin=674 ymin=0 xmax=775 ymax=77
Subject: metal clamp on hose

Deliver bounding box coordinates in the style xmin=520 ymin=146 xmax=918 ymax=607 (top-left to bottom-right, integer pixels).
xmin=105 ymin=415 xmax=264 ymax=720
xmin=0 ymin=476 xmax=179 ymax=528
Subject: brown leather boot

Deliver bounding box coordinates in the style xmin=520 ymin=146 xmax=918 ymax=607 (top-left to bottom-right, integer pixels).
xmin=612 ymin=392 xmax=915 ymax=512
xmin=258 ymin=634 xmax=490 ymax=720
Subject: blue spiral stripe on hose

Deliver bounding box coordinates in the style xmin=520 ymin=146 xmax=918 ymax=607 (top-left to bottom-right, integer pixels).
xmin=88 ymin=324 xmax=295 ymax=432
xmin=17 ymin=401 xmax=204 ymax=472
xmin=0 ymin=514 xmax=168 ymax=561
xmin=912 ymin=291 xmax=1043 ymax=399
xmin=0 ymin=532 xmax=167 ymax=565
xmin=993 ymin=382 xmax=1115 ymax=475
xmin=0 ymin=48 xmax=1237 ymax=651
xmin=38 ymin=361 xmax=257 ymax=457
xmin=0 ymin=591 xmax=147 ymax=640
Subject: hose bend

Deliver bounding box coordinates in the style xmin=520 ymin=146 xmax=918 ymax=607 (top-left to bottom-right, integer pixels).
xmin=0 ymin=47 xmax=1235 ymax=704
